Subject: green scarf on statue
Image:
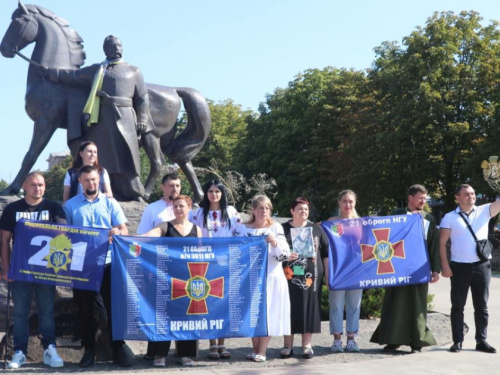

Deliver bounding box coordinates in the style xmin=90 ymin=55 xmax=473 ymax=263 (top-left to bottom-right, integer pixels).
xmin=82 ymin=58 xmax=122 ymax=126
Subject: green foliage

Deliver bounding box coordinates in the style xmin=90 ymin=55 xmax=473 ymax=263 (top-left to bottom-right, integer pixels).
xmin=195 ymin=100 xmax=255 ymax=173
xmin=233 ymin=11 xmax=500 ymax=215
xmin=361 ymin=11 xmax=500 ymax=211
xmin=42 ymin=156 xmax=73 ymax=202
xmin=360 ymin=288 xmax=385 ymax=319
xmin=0 ymin=179 xmax=8 ymax=191
xmin=239 ymin=67 xmax=368 ymax=220
xmin=320 ymin=284 xmax=330 ymax=321
xmin=139 ymin=100 xmax=254 ymax=204
xmin=427 ymin=293 xmax=435 ymax=312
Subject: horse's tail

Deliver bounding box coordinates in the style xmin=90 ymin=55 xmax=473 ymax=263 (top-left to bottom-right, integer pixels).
xmin=163 ymin=87 xmax=211 ymax=164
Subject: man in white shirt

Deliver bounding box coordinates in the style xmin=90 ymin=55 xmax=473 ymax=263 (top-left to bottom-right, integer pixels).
xmin=136 ymin=173 xmax=181 ymax=360
xmin=137 ymin=173 xmax=181 ymax=234
xmin=439 ymin=184 xmax=500 ymax=354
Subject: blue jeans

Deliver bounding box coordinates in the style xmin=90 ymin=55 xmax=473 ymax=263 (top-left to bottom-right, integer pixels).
xmin=329 ymin=289 xmax=363 ymax=335
xmin=11 ymin=281 xmax=56 ymax=353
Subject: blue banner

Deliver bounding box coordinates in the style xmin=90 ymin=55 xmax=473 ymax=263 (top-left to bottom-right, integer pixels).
xmin=111 ymin=235 xmax=269 ymax=341
xmin=10 ymin=220 xmax=109 ymax=291
xmin=321 ymin=215 xmax=431 ymax=290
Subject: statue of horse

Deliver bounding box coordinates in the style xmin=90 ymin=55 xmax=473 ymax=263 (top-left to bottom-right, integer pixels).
xmin=0 ymin=2 xmax=211 ymax=202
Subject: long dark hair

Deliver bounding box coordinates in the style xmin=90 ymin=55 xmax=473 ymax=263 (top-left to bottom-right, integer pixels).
xmin=200 ymin=180 xmax=231 ymax=229
xmin=72 ymin=141 xmax=102 ymax=172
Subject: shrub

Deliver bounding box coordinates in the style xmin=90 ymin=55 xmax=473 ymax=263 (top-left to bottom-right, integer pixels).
xmin=360 ymin=288 xmax=385 ymax=319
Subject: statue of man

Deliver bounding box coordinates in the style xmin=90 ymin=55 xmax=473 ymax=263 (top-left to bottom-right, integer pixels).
xmin=48 ymin=35 xmax=152 ymax=201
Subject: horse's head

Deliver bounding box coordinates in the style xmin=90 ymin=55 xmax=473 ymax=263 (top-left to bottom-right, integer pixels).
xmin=0 ymin=2 xmax=39 ymax=58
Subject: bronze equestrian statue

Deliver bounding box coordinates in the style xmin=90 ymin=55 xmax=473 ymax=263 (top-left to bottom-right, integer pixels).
xmin=0 ymin=2 xmax=211 ymax=202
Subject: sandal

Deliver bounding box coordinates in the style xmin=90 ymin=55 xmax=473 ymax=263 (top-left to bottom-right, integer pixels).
xmin=208 ymin=345 xmax=220 ymax=359
xmin=253 ymin=354 xmax=266 ymax=362
xmin=218 ymin=345 xmax=231 ymax=359
xmin=303 ymin=346 xmax=314 ymax=359
xmin=280 ymin=346 xmax=294 ymax=359
xmin=180 ymin=357 xmax=194 ymax=366
xmin=246 ymin=352 xmax=256 ymax=360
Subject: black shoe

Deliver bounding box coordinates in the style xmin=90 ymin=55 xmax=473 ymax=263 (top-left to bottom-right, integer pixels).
xmin=450 ymin=342 xmax=462 ymax=353
xmin=383 ymin=344 xmax=400 ymax=352
xmin=410 ymin=346 xmax=422 ymax=353
xmin=113 ymin=345 xmax=133 ymax=367
xmin=79 ymin=349 xmax=95 ymax=368
xmin=476 ymin=341 xmax=497 ymax=353
xmin=280 ymin=347 xmax=294 ymax=359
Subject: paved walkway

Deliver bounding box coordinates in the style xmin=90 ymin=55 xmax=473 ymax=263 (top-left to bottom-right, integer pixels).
xmin=5 ymin=276 xmax=498 ymax=374
xmin=134 ymin=275 xmax=500 ymax=375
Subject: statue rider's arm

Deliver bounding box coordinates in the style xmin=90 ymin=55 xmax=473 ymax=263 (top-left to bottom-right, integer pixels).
xmin=47 ymin=65 xmax=99 ymax=86
xmin=133 ymin=68 xmax=150 ymax=135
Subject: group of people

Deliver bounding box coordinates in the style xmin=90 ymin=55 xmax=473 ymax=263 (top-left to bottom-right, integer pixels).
xmin=0 ymin=142 xmax=498 ymax=369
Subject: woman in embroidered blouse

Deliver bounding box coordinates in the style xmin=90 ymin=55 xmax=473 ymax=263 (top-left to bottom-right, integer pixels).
xmin=235 ymin=195 xmax=291 ymax=362
xmin=62 ymin=141 xmax=112 ymax=204
xmin=190 ymin=180 xmax=241 ymax=359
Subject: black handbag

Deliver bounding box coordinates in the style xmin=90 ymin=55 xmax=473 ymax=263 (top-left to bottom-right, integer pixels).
xmin=458 ymin=212 xmax=492 ymax=262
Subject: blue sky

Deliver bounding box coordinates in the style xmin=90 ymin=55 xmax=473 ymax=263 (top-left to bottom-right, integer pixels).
xmin=0 ymin=0 xmax=498 ymax=182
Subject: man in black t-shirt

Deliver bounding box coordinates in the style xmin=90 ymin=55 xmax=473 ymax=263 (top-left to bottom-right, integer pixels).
xmin=0 ymin=172 xmax=66 ymax=369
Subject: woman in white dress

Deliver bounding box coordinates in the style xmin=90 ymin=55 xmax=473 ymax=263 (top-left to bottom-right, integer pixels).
xmin=235 ymin=195 xmax=291 ymax=362
xmin=190 ymin=180 xmax=241 ymax=359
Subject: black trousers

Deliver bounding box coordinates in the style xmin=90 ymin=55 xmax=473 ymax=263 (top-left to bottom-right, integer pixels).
xmin=450 ymin=260 xmax=491 ymax=343
xmin=73 ymin=265 xmax=125 ymax=350
xmin=146 ymin=340 xmax=197 ymax=358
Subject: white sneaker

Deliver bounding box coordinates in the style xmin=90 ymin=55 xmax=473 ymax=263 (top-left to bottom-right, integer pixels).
xmin=43 ymin=344 xmax=64 ymax=368
xmin=8 ymin=350 xmax=26 ymax=369
xmin=345 ymin=339 xmax=360 ymax=352
xmin=330 ymin=339 xmax=344 ymax=353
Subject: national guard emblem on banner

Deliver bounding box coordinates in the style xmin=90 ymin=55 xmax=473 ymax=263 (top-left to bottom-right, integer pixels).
xmin=44 ymin=234 xmax=72 ymax=273
xmin=361 ymin=228 xmax=405 ymax=274
xmin=172 ymin=262 xmax=224 ymax=315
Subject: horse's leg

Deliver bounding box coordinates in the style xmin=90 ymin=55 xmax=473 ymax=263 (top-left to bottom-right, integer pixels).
xmin=140 ymin=131 xmax=165 ymax=199
xmin=178 ymin=161 xmax=203 ymax=204
xmin=0 ymin=117 xmax=58 ymax=196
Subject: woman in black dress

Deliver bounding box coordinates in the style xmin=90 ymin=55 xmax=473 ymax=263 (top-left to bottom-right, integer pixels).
xmin=281 ymin=197 xmax=329 ymax=359
xmin=141 ymin=194 xmax=201 ymax=367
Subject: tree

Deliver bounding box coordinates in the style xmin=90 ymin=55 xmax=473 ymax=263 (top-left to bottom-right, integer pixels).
xmin=43 ymin=156 xmax=73 ymax=201
xmin=365 ymin=11 xmax=500 ymax=211
xmin=239 ymin=68 xmax=368 ymax=219
xmin=194 ymin=99 xmax=254 ymax=173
